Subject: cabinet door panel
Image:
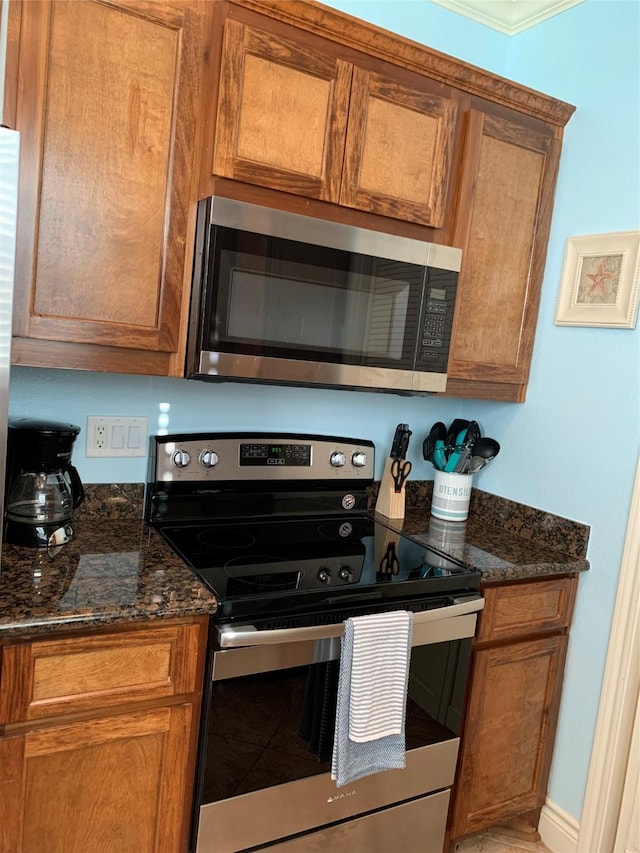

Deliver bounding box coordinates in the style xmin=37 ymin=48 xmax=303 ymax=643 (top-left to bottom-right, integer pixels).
xmin=0 ymin=705 xmax=194 ymax=853
xmin=12 ymin=0 xmax=209 ymax=362
xmin=447 ymin=109 xmax=558 ymax=389
xmin=451 ymin=634 xmax=568 ymax=837
xmin=342 ymin=67 xmax=457 ymax=226
xmin=0 ymin=622 xmax=204 ymax=723
xmin=213 ymin=19 xmax=351 ymax=200
xmin=478 ymin=577 xmax=577 ymax=643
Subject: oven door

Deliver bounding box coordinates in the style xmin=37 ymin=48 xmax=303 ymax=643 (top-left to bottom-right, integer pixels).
xmin=195 ymin=596 xmax=483 ymax=853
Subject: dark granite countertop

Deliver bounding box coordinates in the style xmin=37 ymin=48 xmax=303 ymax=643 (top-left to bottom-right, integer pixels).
xmin=0 ymin=482 xmax=589 ymax=641
xmin=0 ymin=517 xmax=217 ymax=640
xmin=371 ymin=481 xmax=590 ymax=583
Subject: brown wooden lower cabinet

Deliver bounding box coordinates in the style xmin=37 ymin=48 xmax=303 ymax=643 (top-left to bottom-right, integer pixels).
xmin=448 ymin=576 xmax=578 ymax=844
xmin=0 ymin=616 xmax=209 ymax=853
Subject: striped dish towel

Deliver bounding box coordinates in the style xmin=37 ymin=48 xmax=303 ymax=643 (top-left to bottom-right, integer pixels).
xmin=331 ymin=610 xmax=413 ymax=788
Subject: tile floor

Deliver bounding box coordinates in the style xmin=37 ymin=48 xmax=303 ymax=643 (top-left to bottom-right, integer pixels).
xmin=455 ymin=827 xmax=550 ymax=853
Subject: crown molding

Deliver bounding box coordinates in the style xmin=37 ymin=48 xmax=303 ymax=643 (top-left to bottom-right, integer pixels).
xmin=429 ymin=0 xmax=585 ymax=35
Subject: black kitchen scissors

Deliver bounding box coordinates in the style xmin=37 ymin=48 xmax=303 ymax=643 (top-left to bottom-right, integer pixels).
xmin=378 ymin=541 xmax=400 ymax=575
xmin=391 ymin=458 xmax=411 ymax=493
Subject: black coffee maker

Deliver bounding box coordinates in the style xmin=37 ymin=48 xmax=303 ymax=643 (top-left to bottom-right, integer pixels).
xmin=4 ymin=419 xmax=85 ymax=547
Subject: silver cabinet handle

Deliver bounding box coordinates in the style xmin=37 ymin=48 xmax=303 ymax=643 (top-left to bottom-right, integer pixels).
xmin=217 ymin=595 xmax=484 ymax=649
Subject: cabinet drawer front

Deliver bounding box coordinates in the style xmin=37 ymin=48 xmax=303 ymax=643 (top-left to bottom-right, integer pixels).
xmin=478 ymin=577 xmax=577 ymax=643
xmin=0 ymin=622 xmax=204 ymax=724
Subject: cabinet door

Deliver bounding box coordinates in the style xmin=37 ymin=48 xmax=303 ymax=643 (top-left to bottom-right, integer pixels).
xmin=450 ymin=634 xmax=568 ymax=838
xmin=10 ymin=0 xmax=210 ymax=375
xmin=341 ymin=67 xmax=457 ymax=226
xmin=446 ymin=108 xmax=561 ymax=400
xmin=213 ymin=18 xmax=352 ymax=201
xmin=0 ymin=622 xmax=203 ymax=724
xmin=478 ymin=577 xmax=577 ymax=644
xmin=0 ymin=705 xmax=195 ymax=853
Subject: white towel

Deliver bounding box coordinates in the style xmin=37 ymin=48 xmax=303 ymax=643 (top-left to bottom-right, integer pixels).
xmin=331 ymin=610 xmax=413 ymax=788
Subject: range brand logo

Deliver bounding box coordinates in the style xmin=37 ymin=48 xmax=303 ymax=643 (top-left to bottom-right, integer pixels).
xmin=326 ymin=790 xmax=357 ymax=803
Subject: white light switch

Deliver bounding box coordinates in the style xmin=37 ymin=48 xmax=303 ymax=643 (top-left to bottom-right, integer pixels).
xmin=111 ymin=425 xmax=125 ymax=449
xmin=86 ymin=416 xmax=148 ymax=457
xmin=128 ymin=425 xmax=141 ymax=449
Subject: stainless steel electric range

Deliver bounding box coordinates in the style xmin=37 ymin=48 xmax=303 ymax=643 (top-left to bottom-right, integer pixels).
xmin=145 ymin=433 xmax=483 ymax=853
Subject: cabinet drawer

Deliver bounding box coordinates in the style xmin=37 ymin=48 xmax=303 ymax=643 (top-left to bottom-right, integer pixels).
xmin=0 ymin=621 xmax=205 ymax=724
xmin=477 ymin=577 xmax=577 ymax=644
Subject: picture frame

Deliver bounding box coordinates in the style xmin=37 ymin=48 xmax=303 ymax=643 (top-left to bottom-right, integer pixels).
xmin=555 ymin=231 xmax=640 ymax=328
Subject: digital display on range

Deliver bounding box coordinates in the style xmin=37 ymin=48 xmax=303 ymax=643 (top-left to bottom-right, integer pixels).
xmin=239 ymin=443 xmax=312 ymax=466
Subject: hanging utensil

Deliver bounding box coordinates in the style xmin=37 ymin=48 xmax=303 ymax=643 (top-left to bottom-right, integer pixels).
xmin=433 ymin=440 xmax=447 ymax=471
xmin=472 ymin=436 xmax=500 ymax=461
xmin=422 ymin=421 xmax=446 ymax=463
xmin=444 ymin=428 xmax=470 ymax=472
xmin=453 ymin=445 xmax=472 ymax=473
xmin=446 ymin=418 xmax=470 ymax=447
xmin=466 ymin=420 xmax=482 ymax=448
xmin=466 ymin=437 xmax=500 ymax=473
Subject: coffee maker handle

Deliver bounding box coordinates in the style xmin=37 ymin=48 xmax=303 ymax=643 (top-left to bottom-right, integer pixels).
xmin=68 ymin=464 xmax=85 ymax=508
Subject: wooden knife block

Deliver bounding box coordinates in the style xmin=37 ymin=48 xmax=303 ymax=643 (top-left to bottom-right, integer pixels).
xmin=375 ymin=457 xmax=406 ymax=520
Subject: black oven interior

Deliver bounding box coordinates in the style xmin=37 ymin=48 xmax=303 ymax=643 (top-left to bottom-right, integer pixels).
xmin=145 ymin=433 xmax=482 ymax=852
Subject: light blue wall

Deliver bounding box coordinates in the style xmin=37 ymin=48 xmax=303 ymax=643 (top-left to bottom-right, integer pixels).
xmin=8 ymin=0 xmax=640 ymax=826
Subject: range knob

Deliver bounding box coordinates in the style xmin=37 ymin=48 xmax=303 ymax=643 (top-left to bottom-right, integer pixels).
xmin=171 ymin=449 xmax=191 ymax=468
xmin=351 ymin=451 xmax=367 ymax=468
xmin=338 ymin=566 xmax=353 ymax=583
xmin=317 ymin=568 xmax=332 ymax=584
xmin=330 ymin=451 xmax=346 ymax=468
xmin=199 ymin=449 xmax=219 ymax=469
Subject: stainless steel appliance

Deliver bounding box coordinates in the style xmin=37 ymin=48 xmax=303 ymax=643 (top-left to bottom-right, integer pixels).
xmin=186 ymin=198 xmax=462 ymax=395
xmin=145 ymin=433 xmax=483 ymax=853
xmin=0 ymin=127 xmax=20 ymax=565
xmin=4 ymin=418 xmax=85 ymax=547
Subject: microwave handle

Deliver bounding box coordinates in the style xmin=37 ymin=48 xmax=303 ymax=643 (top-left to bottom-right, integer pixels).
xmin=217 ymin=595 xmax=484 ymax=649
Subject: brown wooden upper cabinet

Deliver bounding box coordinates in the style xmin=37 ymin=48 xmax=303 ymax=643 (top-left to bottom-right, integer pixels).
xmin=207 ymin=12 xmax=458 ymax=227
xmin=5 ymin=0 xmax=212 ymax=376
xmin=444 ymin=106 xmax=563 ymax=401
xmin=4 ymin=0 xmax=575 ymax=396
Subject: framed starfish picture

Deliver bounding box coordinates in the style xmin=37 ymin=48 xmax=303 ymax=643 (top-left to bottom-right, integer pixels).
xmin=555 ymin=231 xmax=640 ymax=327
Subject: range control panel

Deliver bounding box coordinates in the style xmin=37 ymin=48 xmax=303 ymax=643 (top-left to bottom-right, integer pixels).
xmin=150 ymin=433 xmax=375 ymax=483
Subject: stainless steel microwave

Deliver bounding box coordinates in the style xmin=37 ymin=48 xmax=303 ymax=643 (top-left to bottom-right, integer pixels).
xmin=186 ymin=197 xmax=462 ymax=394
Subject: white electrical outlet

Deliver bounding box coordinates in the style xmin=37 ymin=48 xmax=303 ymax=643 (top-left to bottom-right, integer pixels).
xmin=86 ymin=416 xmax=148 ymax=457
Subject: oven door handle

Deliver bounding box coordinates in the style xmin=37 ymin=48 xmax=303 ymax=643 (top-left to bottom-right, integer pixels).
xmin=217 ymin=595 xmax=484 ymax=648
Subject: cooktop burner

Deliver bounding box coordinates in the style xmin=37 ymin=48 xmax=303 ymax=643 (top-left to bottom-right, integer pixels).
xmin=145 ymin=432 xmax=481 ymax=624
xmin=157 ymin=514 xmax=478 ymax=620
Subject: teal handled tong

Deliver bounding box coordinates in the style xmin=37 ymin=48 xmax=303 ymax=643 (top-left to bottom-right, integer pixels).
xmin=433 ymin=440 xmax=447 ymax=471
xmin=444 ymin=428 xmax=470 ymax=472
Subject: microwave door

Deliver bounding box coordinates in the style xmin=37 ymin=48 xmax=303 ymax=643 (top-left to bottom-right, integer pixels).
xmin=188 ymin=198 xmax=461 ymax=393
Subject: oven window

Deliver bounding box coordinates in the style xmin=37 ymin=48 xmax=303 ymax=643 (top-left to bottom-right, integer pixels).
xmin=203 ymin=227 xmax=426 ymax=370
xmin=202 ymin=638 xmax=470 ymax=804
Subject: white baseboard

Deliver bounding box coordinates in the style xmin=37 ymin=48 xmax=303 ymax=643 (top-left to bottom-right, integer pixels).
xmin=539 ymin=800 xmax=580 ymax=853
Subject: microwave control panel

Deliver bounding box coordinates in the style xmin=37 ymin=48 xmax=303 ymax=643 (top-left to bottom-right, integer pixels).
xmin=415 ymin=270 xmax=458 ymax=373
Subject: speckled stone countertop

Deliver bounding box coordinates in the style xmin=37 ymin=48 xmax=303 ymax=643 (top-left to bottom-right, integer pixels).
xmin=371 ymin=481 xmax=590 ymax=583
xmin=0 ymin=485 xmax=217 ymax=640
xmin=1 ymin=481 xmax=589 ymax=641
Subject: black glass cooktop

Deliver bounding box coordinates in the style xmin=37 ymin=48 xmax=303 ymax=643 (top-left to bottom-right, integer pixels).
xmin=156 ymin=515 xmax=480 ymax=623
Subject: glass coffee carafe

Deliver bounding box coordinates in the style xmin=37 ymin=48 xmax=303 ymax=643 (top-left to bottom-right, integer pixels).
xmin=4 ymin=419 xmax=85 ymax=547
